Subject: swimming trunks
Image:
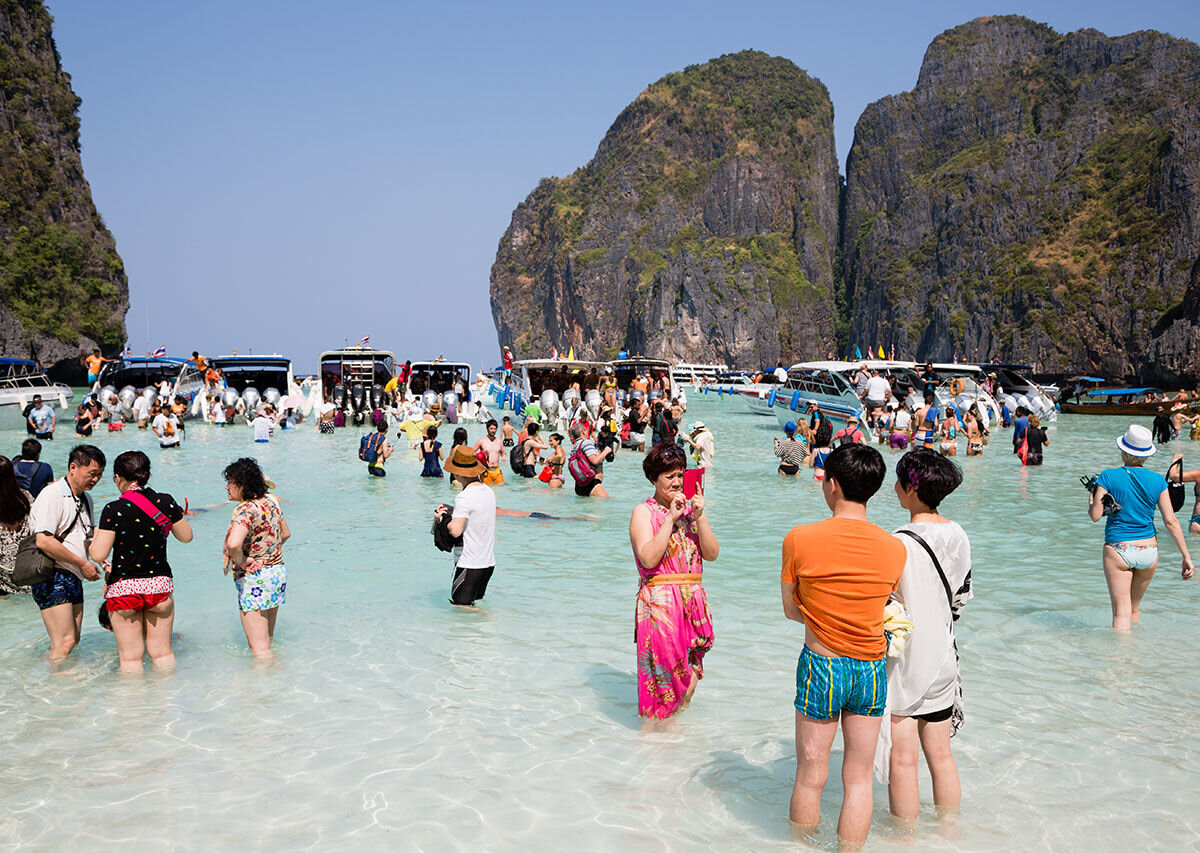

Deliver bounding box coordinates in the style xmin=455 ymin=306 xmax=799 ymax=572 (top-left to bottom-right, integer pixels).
xmin=520 ymin=464 xmax=536 ymax=479
xmin=31 ymin=569 xmax=84 ymax=610
xmin=1190 ymin=515 xmax=1200 ymax=528
xmin=574 ymin=478 xmax=601 ymax=497
xmin=451 ymin=564 xmax=494 ymax=605
xmin=319 ymin=421 xmax=335 ymax=434
xmin=482 ymin=468 xmax=504 ymax=486
xmin=794 ymin=646 xmax=886 ymax=720
xmin=968 ymin=442 xmax=983 ymax=452
xmin=1108 ymin=542 xmax=1158 ymax=570
xmin=368 ymin=463 xmax=386 ymax=477
xmin=911 ymin=705 xmax=953 ymax=724
xmin=889 ymin=433 xmax=909 ymax=450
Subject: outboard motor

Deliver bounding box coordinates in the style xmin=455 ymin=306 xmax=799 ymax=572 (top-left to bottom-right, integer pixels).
xmin=539 ymin=389 xmax=559 ymax=419
xmin=331 ymin=384 xmax=347 ymax=411
xmin=422 ymin=390 xmax=439 ymax=411
xmin=116 ymin=386 xmax=135 ymax=413
xmin=242 ymin=387 xmax=261 ymax=415
xmin=221 ymin=388 xmax=241 ymax=410
xmin=350 ymin=385 xmax=367 ymax=424
xmin=263 ymin=387 xmax=282 ymax=408
xmin=584 ymin=388 xmax=602 ymax=418
xmin=647 ymin=389 xmax=662 ymax=402
xmin=629 ymin=389 xmax=645 ymax=404
xmin=442 ymin=390 xmax=458 ymax=410
xmin=370 ymin=384 xmax=385 ymax=412
xmin=561 ymin=387 xmax=580 ymax=409
xmin=142 ymin=386 xmax=158 ymax=406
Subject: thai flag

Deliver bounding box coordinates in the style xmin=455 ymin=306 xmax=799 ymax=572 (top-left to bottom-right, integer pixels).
xmin=123 ymin=343 xmax=132 ymax=357
xmin=360 ymin=334 xmax=370 ymax=347
xmin=153 ymin=345 xmax=166 ymax=358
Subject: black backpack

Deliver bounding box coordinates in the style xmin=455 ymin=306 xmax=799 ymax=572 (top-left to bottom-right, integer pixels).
xmin=509 ymin=442 xmax=524 ymax=474
xmin=13 ymin=459 xmax=37 ymax=492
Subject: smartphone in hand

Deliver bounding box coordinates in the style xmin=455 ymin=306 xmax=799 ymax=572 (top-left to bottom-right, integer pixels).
xmin=683 ymin=468 xmax=704 ymax=500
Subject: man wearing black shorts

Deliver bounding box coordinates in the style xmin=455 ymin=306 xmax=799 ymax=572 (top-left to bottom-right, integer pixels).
xmin=438 ymin=447 xmax=497 ymax=607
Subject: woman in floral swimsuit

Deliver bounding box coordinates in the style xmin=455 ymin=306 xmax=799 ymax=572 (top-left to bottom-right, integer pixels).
xmin=629 ymin=442 xmax=719 ymax=720
xmin=223 ymin=458 xmax=290 ymax=657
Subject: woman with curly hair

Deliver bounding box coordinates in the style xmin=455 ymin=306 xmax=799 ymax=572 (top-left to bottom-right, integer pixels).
xmin=222 ymin=458 xmax=290 ymax=656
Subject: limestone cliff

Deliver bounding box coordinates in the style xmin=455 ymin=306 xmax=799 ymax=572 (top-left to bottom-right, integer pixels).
xmin=490 ymin=51 xmax=839 ymax=366
xmin=0 ymin=0 xmax=128 ymax=379
xmin=842 ymin=16 xmax=1200 ymax=379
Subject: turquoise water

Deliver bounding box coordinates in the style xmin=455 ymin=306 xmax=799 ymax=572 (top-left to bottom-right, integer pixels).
xmin=1 ymin=394 xmax=1198 ymax=851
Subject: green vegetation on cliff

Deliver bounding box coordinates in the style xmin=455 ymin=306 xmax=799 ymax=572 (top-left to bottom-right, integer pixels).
xmin=0 ymin=0 xmax=127 ymax=354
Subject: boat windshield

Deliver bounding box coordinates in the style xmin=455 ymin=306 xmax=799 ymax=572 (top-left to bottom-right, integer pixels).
xmin=210 ymin=358 xmax=292 ymax=393
xmin=409 ymin=363 xmax=471 ymax=396
xmin=98 ymin=359 xmax=184 ymax=389
xmin=524 ymin=363 xmax=605 ymax=395
xmin=785 ymin=367 xmax=855 ymax=397
xmin=610 ymin=360 xmax=671 ymax=394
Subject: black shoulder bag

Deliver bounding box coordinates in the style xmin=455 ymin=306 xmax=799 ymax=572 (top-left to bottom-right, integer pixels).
xmin=897 ymin=528 xmax=958 ymax=621
xmin=12 ymin=494 xmax=88 ymax=586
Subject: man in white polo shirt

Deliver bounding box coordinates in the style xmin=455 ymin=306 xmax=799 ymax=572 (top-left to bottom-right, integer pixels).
xmin=28 ymin=444 xmax=106 ymax=660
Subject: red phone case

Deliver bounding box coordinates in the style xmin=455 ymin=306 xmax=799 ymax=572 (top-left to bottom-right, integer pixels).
xmin=683 ymin=468 xmax=704 ymax=499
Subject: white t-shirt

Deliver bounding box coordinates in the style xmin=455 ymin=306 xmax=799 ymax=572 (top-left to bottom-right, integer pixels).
xmin=28 ymin=479 xmax=94 ymax=579
xmin=451 ymin=482 xmax=496 ymax=569
xmin=865 ymin=375 xmax=891 ymax=402
xmin=252 ymin=415 xmax=273 ymax=441
xmin=152 ymin=413 xmax=180 ymax=446
xmin=773 ymin=367 xmax=788 ymax=383
xmin=319 ymin=402 xmax=336 ymax=416
xmin=213 ymin=403 xmax=227 ymax=424
xmin=894 ymin=409 xmax=912 ymax=430
xmin=133 ymin=395 xmax=151 ymax=420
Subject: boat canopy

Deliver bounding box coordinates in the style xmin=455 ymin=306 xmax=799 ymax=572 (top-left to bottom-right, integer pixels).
xmin=209 ymin=355 xmax=293 ymax=393
xmin=97 ymin=357 xmax=186 ymax=388
xmin=1086 ymin=387 xmax=1162 ymax=397
xmin=319 ymin=349 xmax=396 ymax=394
xmin=517 ymin=359 xmax=606 ymax=395
xmin=408 ymin=361 xmax=472 ymax=395
xmin=1068 ymin=376 xmax=1106 ymax=383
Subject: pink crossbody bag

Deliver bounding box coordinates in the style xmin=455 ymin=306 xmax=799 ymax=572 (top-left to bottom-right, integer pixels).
xmin=121 ymin=490 xmax=173 ymax=536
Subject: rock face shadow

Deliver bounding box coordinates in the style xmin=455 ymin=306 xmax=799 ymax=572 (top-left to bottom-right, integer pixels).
xmin=584 ymin=663 xmax=642 ymax=731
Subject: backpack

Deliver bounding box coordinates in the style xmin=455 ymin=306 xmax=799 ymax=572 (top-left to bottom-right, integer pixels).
xmin=13 ymin=459 xmax=37 ymax=493
xmin=509 ymin=442 xmax=524 ymax=474
xmin=568 ymin=445 xmax=597 ymax=482
xmin=359 ymin=433 xmax=384 ymax=463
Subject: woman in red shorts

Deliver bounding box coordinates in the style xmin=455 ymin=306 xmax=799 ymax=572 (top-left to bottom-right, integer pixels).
xmin=89 ymin=450 xmax=193 ymax=672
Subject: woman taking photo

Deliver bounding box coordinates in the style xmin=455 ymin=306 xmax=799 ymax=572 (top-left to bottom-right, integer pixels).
xmin=1087 ymin=425 xmax=1193 ymax=631
xmin=223 ymin=458 xmax=290 ymax=656
xmin=0 ymin=455 xmax=33 ymax=596
xmin=89 ymin=450 xmax=192 ymax=671
xmin=629 ymin=441 xmax=718 ymax=720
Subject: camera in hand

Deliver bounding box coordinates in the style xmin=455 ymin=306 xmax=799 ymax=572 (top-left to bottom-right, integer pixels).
xmin=1080 ymin=474 xmax=1122 ymax=516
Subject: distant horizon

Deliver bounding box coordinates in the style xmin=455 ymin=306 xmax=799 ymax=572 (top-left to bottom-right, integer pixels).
xmin=41 ymin=1 xmax=1200 ymax=374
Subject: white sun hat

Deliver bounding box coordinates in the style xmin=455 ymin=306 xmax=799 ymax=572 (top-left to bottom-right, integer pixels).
xmin=1116 ymin=423 xmax=1156 ymax=457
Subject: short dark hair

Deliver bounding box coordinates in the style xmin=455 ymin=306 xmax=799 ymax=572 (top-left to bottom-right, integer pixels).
xmin=223 ymin=457 xmax=268 ymax=500
xmin=895 ymin=448 xmax=962 ymax=510
xmin=825 ymin=443 xmax=886 ymax=504
xmin=486 ymin=419 xmax=498 ymax=429
xmin=20 ymin=438 xmax=41 ymax=460
xmin=502 ymin=416 xmax=510 ymax=423
xmin=68 ymin=444 xmax=106 ymax=470
xmin=426 ymin=425 xmax=438 ymax=440
xmin=376 ymin=419 xmax=388 ymax=433
xmin=527 ymin=421 xmax=539 ymax=436
xmin=113 ymin=450 xmax=151 ymax=486
xmin=550 ymin=432 xmax=563 ymax=443
xmin=643 ymin=441 xmax=687 ymax=482
xmin=924 ymin=390 xmax=935 ymax=405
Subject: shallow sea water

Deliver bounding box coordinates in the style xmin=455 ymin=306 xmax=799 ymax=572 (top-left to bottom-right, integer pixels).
xmin=1 ymin=394 xmax=1198 ymax=851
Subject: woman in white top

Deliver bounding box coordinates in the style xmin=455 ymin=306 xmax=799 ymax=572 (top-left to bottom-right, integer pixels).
xmin=877 ymin=448 xmax=973 ymax=820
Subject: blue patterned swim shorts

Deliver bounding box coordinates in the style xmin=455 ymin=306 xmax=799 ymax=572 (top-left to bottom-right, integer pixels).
xmin=234 ymin=563 xmax=287 ymax=612
xmin=795 ymin=646 xmax=886 ymax=720
xmin=31 ymin=569 xmax=84 ymax=611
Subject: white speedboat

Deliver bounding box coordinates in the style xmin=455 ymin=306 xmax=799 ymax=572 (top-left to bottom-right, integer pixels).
xmin=407 ymin=359 xmax=472 ymax=401
xmin=610 ymin=357 xmax=675 ymax=404
xmin=902 ymin=364 xmax=1003 ymax=425
xmin=0 ymin=358 xmax=72 ymax=429
xmin=770 ymin=361 xmax=868 ymax=429
xmin=489 ymin=358 xmax=607 ymax=414
xmin=979 ymin=363 xmax=1058 ymax=421
xmin=671 ymin=362 xmax=728 ymax=390
xmin=319 ymin=347 xmax=397 ymax=424
xmin=201 ymin=354 xmax=308 ymax=422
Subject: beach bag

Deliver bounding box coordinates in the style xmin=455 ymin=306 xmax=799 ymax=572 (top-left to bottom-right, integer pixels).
xmin=359 ymin=433 xmax=384 ymax=463
xmin=1168 ymin=458 xmax=1186 ymax=513
xmin=333 ymin=409 xmax=346 ymax=428
xmin=538 ymin=465 xmax=554 ymax=483
xmin=568 ymin=446 xmax=596 ymax=482
xmin=12 ymin=494 xmax=88 ymax=586
xmin=509 ymin=443 xmax=524 ymax=474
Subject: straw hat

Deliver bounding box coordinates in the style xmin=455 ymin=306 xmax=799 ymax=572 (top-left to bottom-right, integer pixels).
xmin=1116 ymin=424 xmax=1156 ymax=457
xmin=444 ymin=445 xmax=486 ymax=477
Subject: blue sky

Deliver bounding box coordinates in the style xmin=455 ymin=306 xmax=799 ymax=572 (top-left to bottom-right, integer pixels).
xmin=45 ymin=0 xmax=1199 ymax=372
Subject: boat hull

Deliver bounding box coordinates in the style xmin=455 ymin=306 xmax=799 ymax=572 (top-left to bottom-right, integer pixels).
xmin=1060 ymin=401 xmax=1198 ymax=416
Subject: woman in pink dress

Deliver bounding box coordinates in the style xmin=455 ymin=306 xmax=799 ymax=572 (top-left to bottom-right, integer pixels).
xmin=629 ymin=442 xmax=719 ymax=719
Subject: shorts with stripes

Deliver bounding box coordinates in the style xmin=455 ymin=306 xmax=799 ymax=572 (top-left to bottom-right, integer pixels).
xmin=794 ymin=646 xmax=887 ymax=720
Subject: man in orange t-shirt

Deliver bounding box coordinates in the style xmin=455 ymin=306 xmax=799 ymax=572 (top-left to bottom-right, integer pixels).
xmin=780 ymin=443 xmax=906 ymax=846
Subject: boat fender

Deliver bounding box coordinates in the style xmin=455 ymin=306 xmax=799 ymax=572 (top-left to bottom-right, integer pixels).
xmin=718 ymin=387 xmax=724 ymax=397
xmin=767 ymin=387 xmax=777 ymax=407
xmin=949 ymin=378 xmax=964 ymax=396
xmin=791 ymin=390 xmax=801 ymax=411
